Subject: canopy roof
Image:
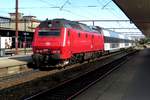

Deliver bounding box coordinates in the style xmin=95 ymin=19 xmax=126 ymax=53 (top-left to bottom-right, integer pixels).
xmin=113 ymin=0 xmax=150 ymax=37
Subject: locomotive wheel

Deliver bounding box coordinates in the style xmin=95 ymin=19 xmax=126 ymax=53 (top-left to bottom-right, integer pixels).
xmin=70 ymin=55 xmax=77 ymax=64
xmin=32 ymin=54 xmax=44 ymax=67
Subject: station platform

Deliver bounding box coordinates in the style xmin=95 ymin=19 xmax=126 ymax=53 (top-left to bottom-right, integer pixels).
xmin=0 ymin=53 xmax=32 ymax=68
xmin=75 ymin=48 xmax=150 ymax=100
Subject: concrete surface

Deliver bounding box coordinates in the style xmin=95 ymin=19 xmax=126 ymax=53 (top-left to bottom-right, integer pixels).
xmin=0 ymin=53 xmax=32 ymax=68
xmin=75 ymin=48 xmax=150 ymax=100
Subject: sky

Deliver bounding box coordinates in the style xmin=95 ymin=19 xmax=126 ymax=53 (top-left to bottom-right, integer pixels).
xmin=0 ymin=0 xmax=144 ymax=38
xmin=0 ymin=0 xmax=128 ymax=20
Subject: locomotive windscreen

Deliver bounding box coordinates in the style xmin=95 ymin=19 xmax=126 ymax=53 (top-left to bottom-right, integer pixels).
xmin=38 ymin=30 xmax=60 ymax=36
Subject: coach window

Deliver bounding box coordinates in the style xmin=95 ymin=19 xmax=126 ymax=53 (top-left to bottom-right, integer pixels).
xmin=109 ymin=37 xmax=110 ymax=43
xmin=107 ymin=37 xmax=109 ymax=43
xmin=121 ymin=39 xmax=123 ymax=43
xmin=110 ymin=37 xmax=112 ymax=43
xmin=108 ymin=37 xmax=110 ymax=43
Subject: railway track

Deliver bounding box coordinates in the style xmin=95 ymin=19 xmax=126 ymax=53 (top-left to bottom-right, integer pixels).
xmin=0 ymin=64 xmax=28 ymax=77
xmin=0 ymin=49 xmax=137 ymax=99
xmin=24 ymin=50 xmax=137 ymax=100
xmin=0 ymin=50 xmax=124 ymax=81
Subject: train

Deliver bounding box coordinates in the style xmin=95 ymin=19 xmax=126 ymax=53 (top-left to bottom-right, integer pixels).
xmin=32 ymin=18 xmax=134 ymax=67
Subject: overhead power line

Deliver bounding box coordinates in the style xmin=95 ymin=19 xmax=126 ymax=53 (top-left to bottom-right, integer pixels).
xmin=38 ymin=0 xmax=56 ymax=7
xmin=60 ymin=0 xmax=70 ymax=10
xmin=0 ymin=5 xmax=99 ymax=10
xmin=102 ymin=0 xmax=112 ymax=9
xmin=36 ymin=0 xmax=90 ymax=19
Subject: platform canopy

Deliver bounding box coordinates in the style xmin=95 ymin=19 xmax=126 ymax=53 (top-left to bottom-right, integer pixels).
xmin=113 ymin=0 xmax=150 ymax=37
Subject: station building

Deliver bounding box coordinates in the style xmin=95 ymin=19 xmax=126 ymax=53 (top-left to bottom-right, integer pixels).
xmin=0 ymin=13 xmax=40 ymax=48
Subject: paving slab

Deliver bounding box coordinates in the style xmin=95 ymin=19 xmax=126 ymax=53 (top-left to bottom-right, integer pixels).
xmin=0 ymin=54 xmax=32 ymax=68
xmin=75 ymin=48 xmax=150 ymax=100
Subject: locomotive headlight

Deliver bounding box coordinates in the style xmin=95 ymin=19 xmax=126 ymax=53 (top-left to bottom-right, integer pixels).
xmin=45 ymin=42 xmax=51 ymax=46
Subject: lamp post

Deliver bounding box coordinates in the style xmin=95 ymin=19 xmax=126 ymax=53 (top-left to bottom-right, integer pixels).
xmin=24 ymin=19 xmax=27 ymax=54
xmin=15 ymin=0 xmax=18 ymax=54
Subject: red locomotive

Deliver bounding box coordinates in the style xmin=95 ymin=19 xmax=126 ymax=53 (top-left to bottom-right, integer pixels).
xmin=32 ymin=19 xmax=104 ymax=67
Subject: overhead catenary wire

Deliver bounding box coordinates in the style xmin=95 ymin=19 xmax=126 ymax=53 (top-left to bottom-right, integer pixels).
xmin=101 ymin=0 xmax=112 ymax=9
xmin=37 ymin=0 xmax=91 ymax=19
xmin=96 ymin=0 xmax=142 ymax=37
xmin=38 ymin=0 xmax=57 ymax=7
xmin=59 ymin=0 xmax=70 ymax=10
